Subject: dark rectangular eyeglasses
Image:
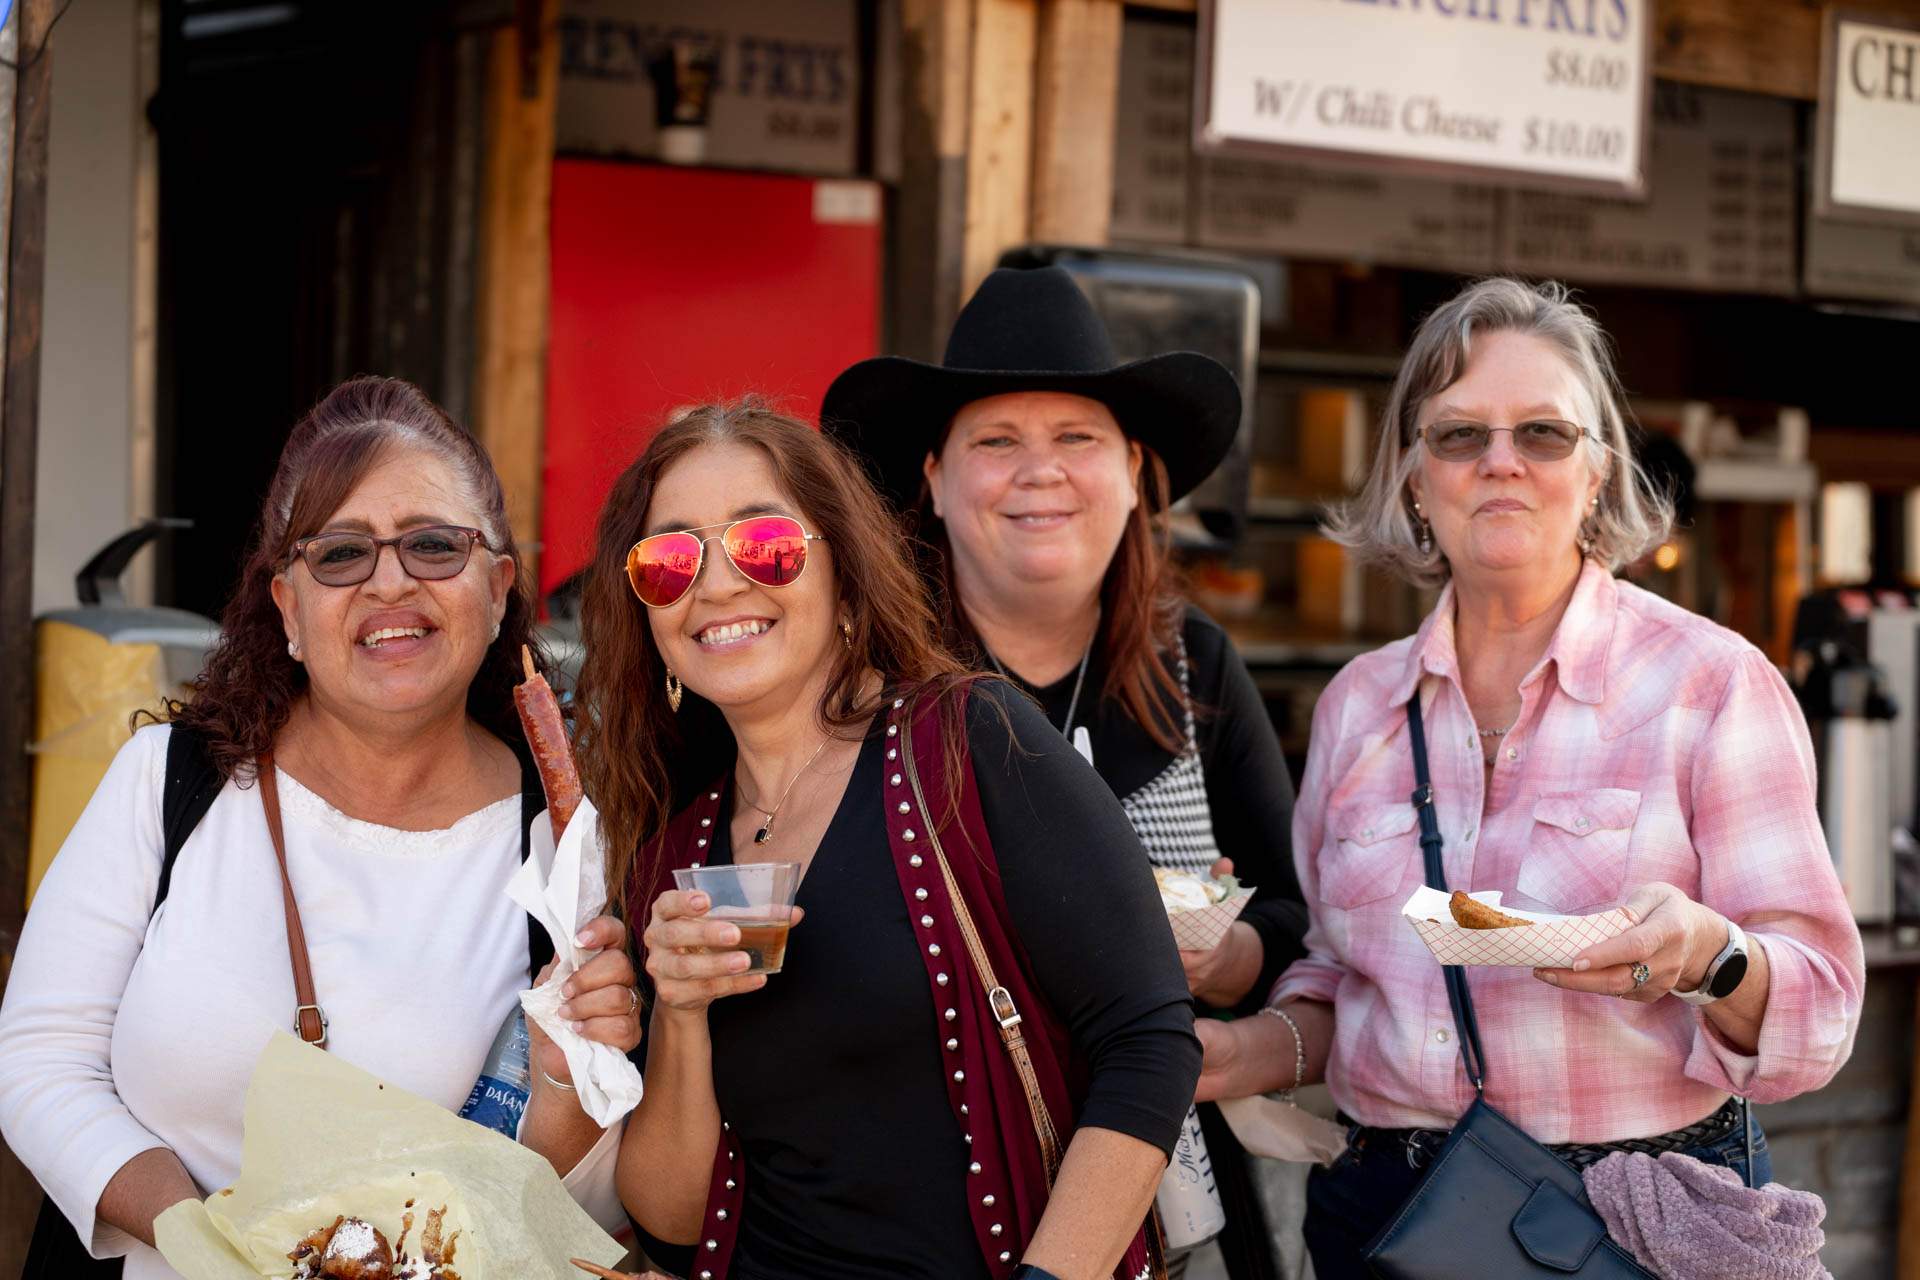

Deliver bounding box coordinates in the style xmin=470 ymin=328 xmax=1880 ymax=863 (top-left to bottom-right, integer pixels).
xmin=290 ymin=526 xmax=487 ymax=587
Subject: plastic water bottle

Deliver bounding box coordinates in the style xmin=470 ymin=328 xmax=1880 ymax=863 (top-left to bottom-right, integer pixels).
xmin=458 ymin=1009 xmax=531 ymax=1137
xmin=1155 ymin=1104 xmax=1226 ymax=1253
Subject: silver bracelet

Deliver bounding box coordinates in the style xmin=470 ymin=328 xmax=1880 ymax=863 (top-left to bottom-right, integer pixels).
xmin=540 ymin=1070 xmax=577 ymax=1093
xmin=1257 ymin=1004 xmax=1306 ymax=1107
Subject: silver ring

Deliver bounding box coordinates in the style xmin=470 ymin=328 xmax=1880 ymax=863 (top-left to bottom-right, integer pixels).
xmin=1629 ymin=962 xmax=1651 ymax=991
xmin=625 ymin=985 xmax=641 ymax=1017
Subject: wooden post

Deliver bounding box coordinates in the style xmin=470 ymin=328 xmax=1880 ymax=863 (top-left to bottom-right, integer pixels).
xmin=472 ymin=0 xmax=559 ymax=584
xmin=1030 ymin=0 xmax=1121 ymax=245
xmin=0 ymin=2 xmax=56 ymax=1271
xmin=1 ymin=0 xmax=56 ymax=970
xmin=893 ymin=0 xmax=975 ymax=361
xmin=962 ymin=0 xmax=1037 ymax=296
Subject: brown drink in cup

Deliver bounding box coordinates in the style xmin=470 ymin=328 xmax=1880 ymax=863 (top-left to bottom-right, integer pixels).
xmin=671 ymin=862 xmax=802 ymax=975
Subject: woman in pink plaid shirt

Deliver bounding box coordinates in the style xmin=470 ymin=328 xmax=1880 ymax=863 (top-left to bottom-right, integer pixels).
xmin=1196 ymin=277 xmax=1865 ymax=1273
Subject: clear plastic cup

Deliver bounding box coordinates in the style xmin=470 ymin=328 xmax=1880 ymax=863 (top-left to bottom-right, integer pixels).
xmin=671 ymin=862 xmax=802 ymax=975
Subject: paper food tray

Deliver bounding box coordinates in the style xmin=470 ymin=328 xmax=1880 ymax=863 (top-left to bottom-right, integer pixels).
xmin=1167 ymin=888 xmax=1255 ymax=951
xmin=1402 ymin=886 xmax=1634 ymax=968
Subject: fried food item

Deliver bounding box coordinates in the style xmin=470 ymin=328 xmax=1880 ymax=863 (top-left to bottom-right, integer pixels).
xmin=288 ymin=1208 xmax=461 ymax=1280
xmin=1448 ymin=890 xmax=1534 ymax=930
xmin=516 ymin=645 xmax=583 ymax=842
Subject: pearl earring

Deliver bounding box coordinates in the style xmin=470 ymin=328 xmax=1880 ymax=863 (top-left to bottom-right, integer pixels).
xmin=287 ymin=639 xmax=299 ymax=660
xmin=491 ymin=620 xmax=501 ymax=642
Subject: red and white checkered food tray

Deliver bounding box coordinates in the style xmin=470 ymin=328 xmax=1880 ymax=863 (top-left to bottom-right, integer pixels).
xmin=1402 ymin=886 xmax=1634 ymax=968
xmin=1168 ymin=889 xmax=1255 ymax=951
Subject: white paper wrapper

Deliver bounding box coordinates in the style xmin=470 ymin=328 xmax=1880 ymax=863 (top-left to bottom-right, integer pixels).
xmin=1217 ymin=1093 xmax=1347 ymax=1165
xmin=505 ymin=796 xmax=645 ymax=1127
xmin=1167 ymin=888 xmax=1255 ymax=951
xmin=1402 ymin=886 xmax=1635 ymax=967
xmin=153 ymin=1032 xmax=625 ymax=1280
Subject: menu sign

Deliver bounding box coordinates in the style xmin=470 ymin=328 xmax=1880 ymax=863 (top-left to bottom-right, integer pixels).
xmin=1110 ymin=18 xmax=1193 ymax=245
xmin=1815 ymin=10 xmax=1920 ymax=227
xmin=1805 ymin=216 xmax=1920 ymax=306
xmin=556 ymin=0 xmax=859 ymax=176
xmin=1196 ymin=159 xmax=1500 ymax=274
xmin=1196 ymin=0 xmax=1652 ymax=195
xmin=1499 ymin=83 xmax=1795 ymax=294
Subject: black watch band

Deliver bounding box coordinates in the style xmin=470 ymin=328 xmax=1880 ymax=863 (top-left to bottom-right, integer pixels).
xmin=1009 ymin=1267 xmax=1062 ymax=1280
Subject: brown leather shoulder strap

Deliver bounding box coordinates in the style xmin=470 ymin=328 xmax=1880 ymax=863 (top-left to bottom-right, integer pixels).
xmin=257 ymin=753 xmax=327 ymax=1048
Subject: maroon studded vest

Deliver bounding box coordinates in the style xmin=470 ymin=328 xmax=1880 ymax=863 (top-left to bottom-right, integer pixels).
xmin=639 ymin=685 xmax=1157 ymax=1280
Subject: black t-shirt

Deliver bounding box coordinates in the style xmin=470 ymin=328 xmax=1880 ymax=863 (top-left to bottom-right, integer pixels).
xmin=990 ymin=607 xmax=1307 ymax=1013
xmin=645 ymin=688 xmax=1200 ymax=1280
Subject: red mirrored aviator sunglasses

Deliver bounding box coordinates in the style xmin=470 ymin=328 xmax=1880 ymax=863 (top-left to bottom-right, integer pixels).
xmin=626 ymin=515 xmax=826 ymax=608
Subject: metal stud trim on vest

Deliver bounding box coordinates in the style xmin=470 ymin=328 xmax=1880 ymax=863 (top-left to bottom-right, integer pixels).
xmin=945 ymin=1007 xmax=957 ymax=1021
xmin=970 ymin=1161 xmax=982 ymax=1175
xmin=921 ymin=914 xmax=935 ymax=928
xmin=936 ymin=972 xmax=949 ymax=985
xmin=899 ymin=801 xmax=912 ymax=814
xmin=887 ymin=747 xmax=897 ymax=760
xmin=947 ymin=1038 xmax=959 ymax=1051
xmin=891 ymin=773 xmax=902 ymax=786
xmin=910 ymin=854 xmax=923 ymax=868
xmin=716 ymin=1209 xmax=728 ymax=1221
xmin=928 ymin=942 xmax=940 ymax=955
xmin=983 ymin=1194 xmax=995 ymax=1207
xmin=887 ymin=724 xmax=898 ymax=737
xmin=916 ymin=887 xmax=929 ymax=901
xmin=904 ymin=829 xmax=916 ymax=841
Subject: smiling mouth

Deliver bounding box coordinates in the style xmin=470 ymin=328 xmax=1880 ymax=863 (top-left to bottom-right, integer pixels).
xmin=1008 ymin=512 xmax=1072 ymax=524
xmin=697 ymin=619 xmax=773 ymax=646
xmin=360 ymin=626 xmax=432 ymax=648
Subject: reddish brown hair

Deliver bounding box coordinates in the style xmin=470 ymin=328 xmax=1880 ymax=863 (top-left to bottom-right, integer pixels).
xmin=156 ymin=377 xmax=544 ymax=778
xmin=573 ymin=402 xmax=984 ymax=923
xmin=915 ymin=442 xmax=1192 ymax=754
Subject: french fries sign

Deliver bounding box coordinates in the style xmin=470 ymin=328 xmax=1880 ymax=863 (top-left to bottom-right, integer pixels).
xmin=1196 ymin=0 xmax=1651 ymax=196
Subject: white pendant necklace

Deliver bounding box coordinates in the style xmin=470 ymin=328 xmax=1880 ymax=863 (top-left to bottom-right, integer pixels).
xmin=738 ymin=733 xmax=831 ymax=846
xmin=985 ymin=640 xmax=1094 ymax=763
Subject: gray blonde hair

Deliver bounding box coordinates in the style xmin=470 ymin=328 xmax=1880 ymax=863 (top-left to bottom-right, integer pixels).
xmin=1324 ymin=277 xmax=1672 ymax=589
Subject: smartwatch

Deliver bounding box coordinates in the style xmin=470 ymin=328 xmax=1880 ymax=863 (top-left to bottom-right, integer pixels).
xmin=1673 ymin=919 xmax=1749 ymax=1006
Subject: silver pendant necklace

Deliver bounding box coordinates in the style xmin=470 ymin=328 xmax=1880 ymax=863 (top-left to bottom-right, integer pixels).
xmin=738 ymin=733 xmax=831 ymax=845
xmin=985 ymin=640 xmax=1092 ymax=737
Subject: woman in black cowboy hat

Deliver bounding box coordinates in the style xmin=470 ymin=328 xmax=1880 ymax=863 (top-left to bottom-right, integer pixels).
xmin=823 ymin=265 xmax=1309 ymax=1280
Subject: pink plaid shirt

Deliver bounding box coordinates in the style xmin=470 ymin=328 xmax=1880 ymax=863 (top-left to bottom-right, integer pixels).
xmin=1275 ymin=562 xmax=1865 ymax=1143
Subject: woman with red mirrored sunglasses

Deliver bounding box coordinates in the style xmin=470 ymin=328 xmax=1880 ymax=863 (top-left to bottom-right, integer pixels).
xmin=573 ymin=402 xmax=1199 ymax=1280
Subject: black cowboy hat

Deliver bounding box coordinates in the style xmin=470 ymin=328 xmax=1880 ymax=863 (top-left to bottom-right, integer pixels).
xmin=820 ymin=265 xmax=1242 ymax=512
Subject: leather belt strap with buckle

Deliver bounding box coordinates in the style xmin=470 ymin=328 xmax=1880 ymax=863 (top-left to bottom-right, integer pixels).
xmin=1344 ymin=1096 xmax=1745 ymax=1172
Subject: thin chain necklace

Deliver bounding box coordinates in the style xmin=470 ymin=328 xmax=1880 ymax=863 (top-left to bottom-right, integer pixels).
xmin=986 ymin=640 xmax=1092 ymax=736
xmin=737 ymin=733 xmax=832 ymax=846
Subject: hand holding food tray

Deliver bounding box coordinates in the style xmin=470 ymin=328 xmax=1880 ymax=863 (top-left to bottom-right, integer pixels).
xmin=1155 ymin=867 xmax=1255 ymax=952
xmin=1402 ymin=885 xmax=1635 ymax=968
xmin=154 ymin=1032 xmax=625 ymax=1280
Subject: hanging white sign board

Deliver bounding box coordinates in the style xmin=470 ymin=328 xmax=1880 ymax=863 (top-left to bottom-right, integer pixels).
xmin=1815 ymin=9 xmax=1920 ymax=227
xmin=1195 ymin=0 xmax=1652 ymax=196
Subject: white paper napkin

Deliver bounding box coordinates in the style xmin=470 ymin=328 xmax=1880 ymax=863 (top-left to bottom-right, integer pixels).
xmin=1217 ymin=1092 xmax=1347 ymax=1165
xmin=505 ymin=796 xmax=645 ymax=1127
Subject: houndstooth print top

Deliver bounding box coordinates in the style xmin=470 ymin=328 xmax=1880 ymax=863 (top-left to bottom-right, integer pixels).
xmin=1119 ymin=657 xmax=1223 ymax=875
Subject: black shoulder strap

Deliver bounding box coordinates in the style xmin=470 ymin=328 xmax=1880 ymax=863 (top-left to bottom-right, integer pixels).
xmin=155 ymin=725 xmax=226 ymax=917
xmin=1407 ymin=695 xmax=1487 ymax=1092
xmin=517 ymin=747 xmax=557 ymax=982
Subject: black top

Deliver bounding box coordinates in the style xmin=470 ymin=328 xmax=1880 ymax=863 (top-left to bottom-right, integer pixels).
xmin=990 ymin=607 xmax=1307 ymax=1014
xmin=643 ymin=688 xmax=1201 ymax=1280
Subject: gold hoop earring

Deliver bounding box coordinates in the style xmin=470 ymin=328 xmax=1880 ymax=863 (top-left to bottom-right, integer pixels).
xmin=665 ymin=669 xmax=684 ymax=713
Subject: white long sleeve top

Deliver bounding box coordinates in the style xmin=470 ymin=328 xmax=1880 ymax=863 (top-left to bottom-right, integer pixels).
xmin=0 ymin=725 xmax=623 ymax=1280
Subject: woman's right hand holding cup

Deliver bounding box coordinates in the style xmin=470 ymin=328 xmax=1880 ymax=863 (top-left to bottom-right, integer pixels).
xmin=643 ymin=889 xmax=788 ymax=1012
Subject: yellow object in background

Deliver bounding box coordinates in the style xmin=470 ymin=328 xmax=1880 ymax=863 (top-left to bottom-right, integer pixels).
xmin=27 ymin=619 xmax=186 ymax=907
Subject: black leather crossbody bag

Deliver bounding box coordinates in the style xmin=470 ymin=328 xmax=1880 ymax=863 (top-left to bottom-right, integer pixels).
xmin=1363 ymin=696 xmax=1658 ymax=1280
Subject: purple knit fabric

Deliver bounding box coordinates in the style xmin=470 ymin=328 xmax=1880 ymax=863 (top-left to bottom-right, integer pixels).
xmin=1583 ymin=1151 xmax=1831 ymax=1280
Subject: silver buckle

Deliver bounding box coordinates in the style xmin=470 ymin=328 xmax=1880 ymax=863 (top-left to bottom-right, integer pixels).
xmin=987 ymin=986 xmax=1022 ymax=1031
xmin=294 ymin=1003 xmax=329 ymax=1047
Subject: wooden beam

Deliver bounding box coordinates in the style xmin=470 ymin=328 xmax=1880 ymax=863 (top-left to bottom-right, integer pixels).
xmin=1031 ymin=0 xmax=1122 ymax=245
xmin=963 ymin=0 xmax=1038 ymax=296
xmin=472 ymin=0 xmax=558 ymax=584
xmin=0 ymin=0 xmax=56 ymax=977
xmin=893 ymin=0 xmax=974 ymax=360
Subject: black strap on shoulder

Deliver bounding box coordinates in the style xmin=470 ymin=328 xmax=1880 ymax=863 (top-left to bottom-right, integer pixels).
xmin=1407 ymin=695 xmax=1487 ymax=1093
xmin=154 ymin=725 xmax=225 ymax=917
xmin=517 ymin=747 xmax=557 ymax=982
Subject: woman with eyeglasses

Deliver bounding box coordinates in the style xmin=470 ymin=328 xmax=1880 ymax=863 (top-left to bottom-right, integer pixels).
xmin=822 ymin=266 xmax=1308 ymax=1279
xmin=572 ymin=403 xmax=1199 ymax=1280
xmin=1193 ymin=278 xmax=1864 ymax=1275
xmin=0 ymin=377 xmax=641 ymax=1279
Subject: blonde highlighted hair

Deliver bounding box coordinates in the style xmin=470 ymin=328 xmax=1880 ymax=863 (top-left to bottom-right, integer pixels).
xmin=1324 ymin=277 xmax=1672 ymax=589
